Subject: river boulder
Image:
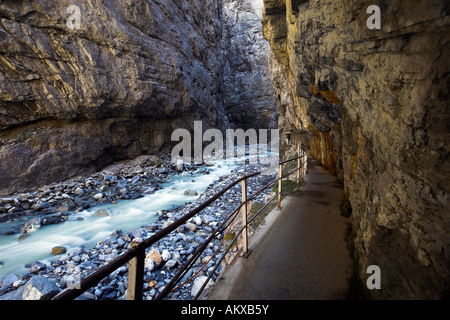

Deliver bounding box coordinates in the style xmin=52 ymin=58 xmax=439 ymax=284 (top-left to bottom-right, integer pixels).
xmin=22 ymin=275 xmax=61 ymax=300
xmin=20 ymin=217 xmax=41 ymax=234
xmin=184 ymin=189 xmax=198 ymax=196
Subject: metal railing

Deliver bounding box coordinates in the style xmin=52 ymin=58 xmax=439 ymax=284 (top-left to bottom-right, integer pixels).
xmin=52 ymin=145 xmax=307 ymax=300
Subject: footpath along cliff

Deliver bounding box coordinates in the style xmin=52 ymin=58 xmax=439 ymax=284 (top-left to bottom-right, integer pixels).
xmin=262 ymin=0 xmax=449 ymax=299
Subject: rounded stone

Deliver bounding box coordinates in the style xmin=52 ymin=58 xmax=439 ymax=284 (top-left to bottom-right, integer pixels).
xmin=51 ymin=246 xmax=67 ymax=255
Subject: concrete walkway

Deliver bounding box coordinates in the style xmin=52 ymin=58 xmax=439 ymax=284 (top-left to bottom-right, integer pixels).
xmin=207 ymin=158 xmax=353 ymax=300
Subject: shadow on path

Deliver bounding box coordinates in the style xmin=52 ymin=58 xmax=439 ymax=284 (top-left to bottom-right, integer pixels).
xmin=207 ymin=158 xmax=353 ymax=300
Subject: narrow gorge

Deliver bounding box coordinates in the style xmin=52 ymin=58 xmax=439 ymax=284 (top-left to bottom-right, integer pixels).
xmin=0 ymin=0 xmax=449 ymax=301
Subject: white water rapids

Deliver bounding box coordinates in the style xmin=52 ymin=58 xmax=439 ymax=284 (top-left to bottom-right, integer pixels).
xmin=0 ymin=151 xmax=278 ymax=278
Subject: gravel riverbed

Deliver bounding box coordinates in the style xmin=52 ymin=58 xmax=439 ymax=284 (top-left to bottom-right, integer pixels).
xmin=0 ymin=154 xmax=277 ymax=300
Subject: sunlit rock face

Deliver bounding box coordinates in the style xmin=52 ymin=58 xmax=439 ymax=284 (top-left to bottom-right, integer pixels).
xmin=262 ymin=0 xmax=449 ymax=299
xmin=0 ymin=0 xmax=278 ymax=194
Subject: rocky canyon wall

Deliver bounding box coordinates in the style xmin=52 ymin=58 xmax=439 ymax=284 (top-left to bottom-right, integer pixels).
xmin=221 ymin=0 xmax=278 ymax=130
xmin=0 ymin=0 xmax=277 ymax=195
xmin=0 ymin=0 xmax=227 ymax=194
xmin=262 ymin=0 xmax=449 ymax=299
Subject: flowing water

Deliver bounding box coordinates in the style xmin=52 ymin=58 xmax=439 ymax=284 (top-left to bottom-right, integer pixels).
xmin=0 ymin=157 xmax=251 ymax=278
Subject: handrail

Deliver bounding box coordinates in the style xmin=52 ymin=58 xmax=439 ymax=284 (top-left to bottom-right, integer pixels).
xmin=52 ymin=145 xmax=307 ymax=300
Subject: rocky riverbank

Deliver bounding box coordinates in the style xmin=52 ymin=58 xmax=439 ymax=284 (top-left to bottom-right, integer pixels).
xmin=0 ymin=154 xmax=276 ymax=300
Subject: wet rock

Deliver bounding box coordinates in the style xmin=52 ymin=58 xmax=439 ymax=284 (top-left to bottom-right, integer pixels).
xmin=55 ymin=205 xmax=69 ymax=213
xmin=22 ymin=275 xmax=61 ymax=300
xmin=17 ymin=234 xmax=30 ymax=241
xmin=94 ymin=208 xmax=111 ymax=217
xmin=184 ymin=189 xmax=198 ymax=196
xmin=117 ymin=178 xmax=127 ymax=189
xmin=142 ymin=187 xmax=155 ymax=194
xmin=0 ymin=274 xmax=20 ymax=292
xmin=60 ymin=274 xmax=79 ymax=289
xmin=41 ymin=213 xmax=68 ymax=226
xmin=0 ymin=286 xmax=25 ymax=300
xmin=111 ymin=229 xmax=123 ymax=238
xmin=20 ymin=217 xmax=42 ymax=234
xmin=29 ymin=261 xmax=47 ymax=274
xmin=51 ymin=246 xmax=67 ymax=255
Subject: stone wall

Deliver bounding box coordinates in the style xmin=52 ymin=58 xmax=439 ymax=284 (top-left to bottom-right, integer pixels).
xmin=263 ymin=0 xmax=449 ymax=299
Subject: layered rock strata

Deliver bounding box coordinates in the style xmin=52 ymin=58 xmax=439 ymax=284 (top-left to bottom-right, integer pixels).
xmin=263 ymin=0 xmax=449 ymax=299
xmin=221 ymin=0 xmax=278 ymax=130
xmin=0 ymin=0 xmax=278 ymax=195
xmin=0 ymin=0 xmax=229 ymax=194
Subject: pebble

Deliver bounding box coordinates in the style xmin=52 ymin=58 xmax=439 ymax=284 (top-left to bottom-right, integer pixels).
xmin=146 ymin=249 xmax=162 ymax=268
xmin=51 ymin=246 xmax=67 ymax=255
xmin=145 ymin=257 xmax=155 ymax=271
xmin=29 ymin=261 xmax=46 ymax=274
xmin=74 ymin=187 xmax=85 ymax=195
xmin=161 ymin=249 xmax=171 ymax=261
xmin=0 ymin=156 xmax=276 ymax=300
xmin=193 ymin=216 xmax=202 ymax=226
xmin=93 ymin=193 xmax=103 ymax=200
xmin=165 ymin=259 xmax=177 ymax=268
xmin=184 ymin=222 xmax=197 ymax=232
xmin=184 ymin=189 xmax=198 ymax=196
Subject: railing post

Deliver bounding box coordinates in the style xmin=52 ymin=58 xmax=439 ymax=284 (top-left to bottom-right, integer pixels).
xmin=127 ymin=241 xmax=145 ymax=300
xmin=302 ymin=149 xmax=307 ymax=179
xmin=277 ymin=163 xmax=282 ymax=209
xmin=295 ymin=145 xmax=301 ymax=191
xmin=240 ymin=175 xmax=250 ymax=258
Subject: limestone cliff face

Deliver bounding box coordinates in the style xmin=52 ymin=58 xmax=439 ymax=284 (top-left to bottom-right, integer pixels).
xmin=263 ymin=0 xmax=450 ymax=299
xmin=221 ymin=0 xmax=278 ymax=130
xmin=0 ymin=0 xmax=277 ymax=194
xmin=0 ymin=0 xmax=227 ymax=194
